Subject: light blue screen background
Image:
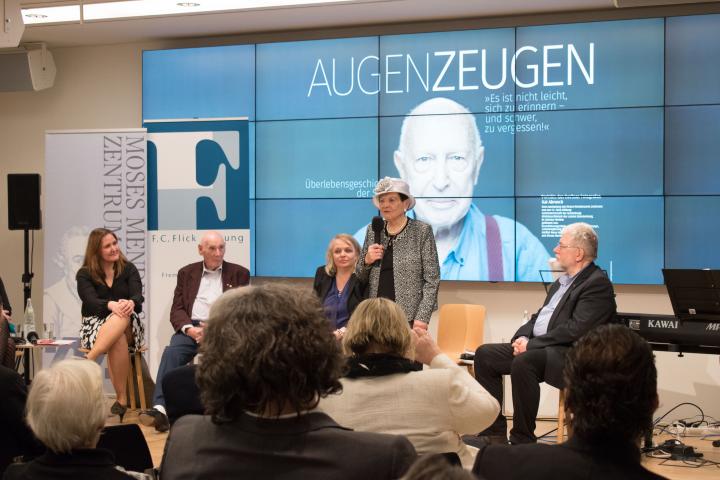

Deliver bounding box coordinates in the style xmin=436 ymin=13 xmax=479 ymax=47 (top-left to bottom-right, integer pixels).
xmin=515 ymin=19 xmax=664 ymax=110
xmin=255 ymin=199 xmax=376 ymax=277
xmin=143 ymin=45 xmax=255 ymax=120
xmin=666 ymin=15 xmax=720 ymax=105
xmin=666 ymin=196 xmax=720 ymax=269
xmin=256 ymin=118 xmax=378 ymax=199
xmin=515 ymin=108 xmax=664 ymax=196
xmin=665 ymin=105 xmax=720 ymax=195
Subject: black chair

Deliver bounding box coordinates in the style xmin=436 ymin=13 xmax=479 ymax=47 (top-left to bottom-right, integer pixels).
xmin=97 ymin=424 xmax=153 ymax=474
xmin=0 ymin=317 xmax=17 ymax=370
xmin=163 ymin=364 xmax=203 ymax=425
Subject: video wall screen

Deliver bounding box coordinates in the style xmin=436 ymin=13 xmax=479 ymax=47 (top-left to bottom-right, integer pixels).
xmin=143 ymin=14 xmax=720 ymax=285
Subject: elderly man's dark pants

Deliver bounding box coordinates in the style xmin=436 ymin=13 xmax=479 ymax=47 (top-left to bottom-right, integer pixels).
xmin=474 ymin=343 xmax=551 ymax=444
xmin=152 ymin=332 xmax=198 ymax=408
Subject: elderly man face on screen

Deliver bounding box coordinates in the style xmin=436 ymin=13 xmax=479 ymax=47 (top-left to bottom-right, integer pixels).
xmin=393 ymin=97 xmax=484 ymax=232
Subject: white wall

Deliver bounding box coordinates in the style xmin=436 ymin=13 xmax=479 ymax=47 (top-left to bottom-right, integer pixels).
xmin=1 ymin=37 xmax=718 ymax=421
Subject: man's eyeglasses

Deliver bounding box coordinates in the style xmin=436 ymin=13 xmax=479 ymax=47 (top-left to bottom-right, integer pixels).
xmin=556 ymin=243 xmax=579 ymax=250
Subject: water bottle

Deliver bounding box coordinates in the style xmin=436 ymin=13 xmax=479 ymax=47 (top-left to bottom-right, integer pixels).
xmin=24 ymin=298 xmax=37 ymax=342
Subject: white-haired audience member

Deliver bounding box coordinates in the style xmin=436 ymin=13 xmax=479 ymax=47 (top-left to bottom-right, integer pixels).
xmin=3 ymin=360 xmax=150 ymax=480
xmin=319 ymin=297 xmax=499 ymax=469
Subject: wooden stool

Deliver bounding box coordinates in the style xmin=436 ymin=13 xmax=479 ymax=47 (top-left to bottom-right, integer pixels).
xmin=78 ymin=346 xmax=147 ymax=411
xmin=127 ymin=346 xmax=148 ymax=410
xmin=557 ymin=388 xmax=571 ymax=443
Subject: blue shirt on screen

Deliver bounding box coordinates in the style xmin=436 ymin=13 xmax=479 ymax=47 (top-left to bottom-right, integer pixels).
xmin=354 ymin=204 xmax=550 ymax=282
xmin=441 ymin=204 xmax=550 ymax=282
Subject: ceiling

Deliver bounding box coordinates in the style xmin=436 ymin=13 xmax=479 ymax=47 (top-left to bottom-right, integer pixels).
xmin=13 ymin=0 xmax=615 ymax=48
xmin=14 ymin=0 xmax=720 ymax=48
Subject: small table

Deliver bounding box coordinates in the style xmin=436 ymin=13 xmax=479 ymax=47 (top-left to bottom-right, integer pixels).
xmin=15 ymin=340 xmax=75 ymax=384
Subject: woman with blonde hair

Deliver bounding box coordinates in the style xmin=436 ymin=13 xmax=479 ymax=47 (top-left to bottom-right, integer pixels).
xmin=3 ymin=359 xmax=149 ymax=479
xmin=319 ymin=298 xmax=499 ymax=469
xmin=76 ymin=228 xmax=144 ymax=421
xmin=313 ymin=233 xmax=366 ymax=338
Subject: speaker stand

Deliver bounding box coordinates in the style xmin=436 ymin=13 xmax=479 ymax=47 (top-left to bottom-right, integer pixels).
xmin=22 ymin=228 xmax=33 ymax=306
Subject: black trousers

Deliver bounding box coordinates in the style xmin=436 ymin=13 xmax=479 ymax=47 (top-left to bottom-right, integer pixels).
xmin=474 ymin=343 xmax=559 ymax=444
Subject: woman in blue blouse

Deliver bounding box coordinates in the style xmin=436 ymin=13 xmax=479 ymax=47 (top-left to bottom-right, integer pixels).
xmin=313 ymin=234 xmax=366 ymax=339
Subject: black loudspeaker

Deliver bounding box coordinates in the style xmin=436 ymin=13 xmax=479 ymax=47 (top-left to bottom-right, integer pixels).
xmin=7 ymin=174 xmax=42 ymax=230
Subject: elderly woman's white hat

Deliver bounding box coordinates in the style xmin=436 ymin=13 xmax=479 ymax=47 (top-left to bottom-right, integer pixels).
xmin=372 ymin=177 xmax=416 ymax=210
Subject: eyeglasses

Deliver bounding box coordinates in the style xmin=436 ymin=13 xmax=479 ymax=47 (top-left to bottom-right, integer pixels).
xmin=556 ymin=243 xmax=579 ymax=250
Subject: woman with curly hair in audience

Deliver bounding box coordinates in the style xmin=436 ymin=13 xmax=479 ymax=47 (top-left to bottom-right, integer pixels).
xmin=319 ymin=297 xmax=499 ymax=469
xmin=161 ymin=284 xmax=417 ymax=479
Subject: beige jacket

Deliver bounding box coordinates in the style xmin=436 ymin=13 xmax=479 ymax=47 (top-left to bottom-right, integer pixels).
xmin=319 ymin=354 xmax=499 ymax=469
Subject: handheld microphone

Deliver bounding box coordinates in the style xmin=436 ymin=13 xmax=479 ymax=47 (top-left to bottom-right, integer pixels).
xmin=371 ymin=216 xmax=384 ymax=245
xmin=371 ymin=216 xmax=384 ymax=267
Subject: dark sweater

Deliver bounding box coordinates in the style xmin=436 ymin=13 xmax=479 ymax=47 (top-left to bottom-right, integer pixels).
xmin=76 ymin=263 xmax=143 ymax=318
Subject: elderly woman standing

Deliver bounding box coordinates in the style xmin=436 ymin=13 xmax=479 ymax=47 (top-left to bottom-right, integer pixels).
xmin=313 ymin=234 xmax=366 ymax=338
xmin=319 ymin=298 xmax=499 ymax=469
xmin=358 ymin=177 xmax=440 ymax=329
xmin=3 ymin=360 xmax=149 ymax=479
xmin=76 ymin=228 xmax=144 ymax=422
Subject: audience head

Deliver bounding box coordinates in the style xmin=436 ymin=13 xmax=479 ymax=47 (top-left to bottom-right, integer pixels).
xmin=198 ymin=231 xmax=226 ymax=271
xmin=324 ymin=234 xmax=361 ymax=276
xmin=563 ymin=324 xmax=658 ymax=444
xmin=82 ymin=228 xmax=127 ymax=283
xmin=26 ymin=359 xmax=106 ymax=453
xmin=342 ymin=298 xmax=414 ymax=359
xmin=198 ymin=284 xmax=343 ymax=420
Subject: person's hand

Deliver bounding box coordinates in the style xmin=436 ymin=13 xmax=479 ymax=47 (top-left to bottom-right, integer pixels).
xmin=118 ymin=299 xmax=135 ymax=317
xmin=412 ymin=327 xmax=441 ymax=366
xmin=413 ymin=320 xmax=428 ymax=331
xmin=364 ymin=243 xmax=384 ymax=265
xmin=186 ymin=326 xmax=204 ymax=344
xmin=512 ymin=337 xmax=528 ymax=356
xmin=333 ymin=327 xmax=346 ymax=340
xmin=108 ymin=301 xmax=125 ymax=316
xmin=1 ymin=309 xmax=11 ymax=323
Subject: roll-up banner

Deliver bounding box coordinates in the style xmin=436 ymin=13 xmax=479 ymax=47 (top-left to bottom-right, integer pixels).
xmin=145 ymin=119 xmax=250 ymax=376
xmin=42 ymin=129 xmax=148 ymax=388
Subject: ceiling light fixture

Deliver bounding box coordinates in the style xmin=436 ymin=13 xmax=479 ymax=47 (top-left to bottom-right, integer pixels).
xmin=22 ymin=0 xmax=352 ymax=25
xmin=21 ymin=5 xmax=81 ymax=25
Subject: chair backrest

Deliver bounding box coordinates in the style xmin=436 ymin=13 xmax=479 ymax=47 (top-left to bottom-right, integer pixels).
xmin=436 ymin=304 xmax=486 ymax=360
xmin=97 ymin=423 xmax=153 ymax=473
xmin=163 ymin=364 xmax=203 ymax=425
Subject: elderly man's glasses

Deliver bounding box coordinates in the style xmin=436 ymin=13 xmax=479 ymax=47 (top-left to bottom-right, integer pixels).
xmin=556 ymin=243 xmax=579 ymax=250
